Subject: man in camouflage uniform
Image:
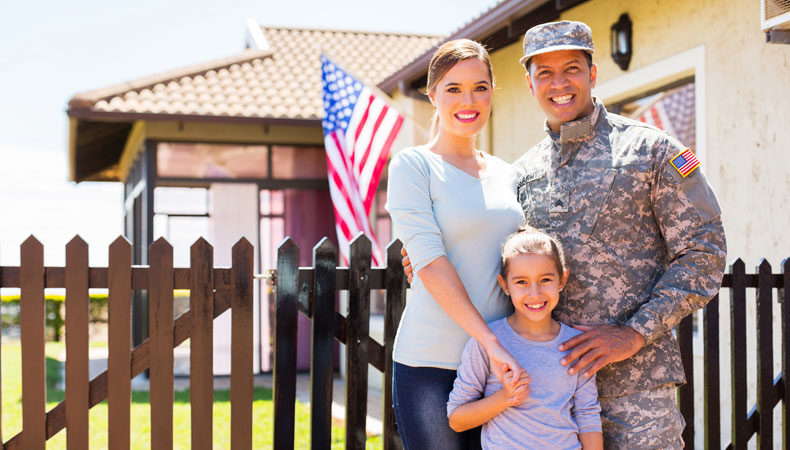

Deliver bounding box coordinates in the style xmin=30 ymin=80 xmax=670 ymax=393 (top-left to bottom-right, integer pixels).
xmin=514 ymin=21 xmax=727 ymax=447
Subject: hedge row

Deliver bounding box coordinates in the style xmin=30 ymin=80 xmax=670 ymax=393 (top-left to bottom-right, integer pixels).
xmin=1 ymin=294 xmax=108 ymax=341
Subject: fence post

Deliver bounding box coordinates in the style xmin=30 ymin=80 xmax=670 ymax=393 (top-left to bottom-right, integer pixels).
xmin=677 ymin=313 xmax=694 ymax=449
xmin=20 ymin=236 xmax=45 ymax=450
xmin=108 ymin=236 xmax=132 ymax=450
xmin=0 ymin=242 xmax=3 ymax=449
xmin=782 ymin=258 xmax=790 ymax=447
xmin=384 ymin=240 xmax=407 ymax=450
xmin=311 ymin=238 xmax=336 ymax=449
xmin=274 ymin=238 xmax=299 ymax=449
xmin=149 ymin=238 xmax=174 ymax=450
xmin=704 ymin=294 xmax=720 ymax=449
xmin=346 ymin=234 xmax=371 ymax=450
xmin=190 ymin=238 xmax=214 ymax=450
xmin=65 ymin=236 xmax=89 ymax=450
xmin=730 ymin=259 xmax=747 ymax=449
xmin=231 ymin=238 xmax=254 ymax=450
xmin=756 ymin=260 xmax=773 ymax=449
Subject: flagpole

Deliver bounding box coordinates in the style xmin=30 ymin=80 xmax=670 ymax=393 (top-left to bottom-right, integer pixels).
xmin=321 ymin=51 xmax=430 ymax=141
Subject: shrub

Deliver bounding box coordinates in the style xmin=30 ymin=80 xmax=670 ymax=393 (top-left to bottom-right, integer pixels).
xmin=1 ymin=294 xmax=108 ymax=341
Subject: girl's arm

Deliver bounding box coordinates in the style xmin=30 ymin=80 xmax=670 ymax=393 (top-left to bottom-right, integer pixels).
xmin=579 ymin=432 xmax=603 ymax=450
xmin=448 ymin=389 xmax=510 ymax=432
xmin=571 ymin=352 xmax=603 ymax=450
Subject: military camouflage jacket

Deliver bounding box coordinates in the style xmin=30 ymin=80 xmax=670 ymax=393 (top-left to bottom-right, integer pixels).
xmin=512 ymin=99 xmax=726 ymax=397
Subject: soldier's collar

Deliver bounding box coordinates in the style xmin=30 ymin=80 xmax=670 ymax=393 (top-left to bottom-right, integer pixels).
xmin=545 ymin=98 xmax=605 ymax=144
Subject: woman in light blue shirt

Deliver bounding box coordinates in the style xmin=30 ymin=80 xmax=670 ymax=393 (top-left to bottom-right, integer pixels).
xmin=386 ymin=39 xmax=526 ymax=450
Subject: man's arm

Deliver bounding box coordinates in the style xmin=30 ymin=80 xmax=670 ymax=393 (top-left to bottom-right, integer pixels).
xmin=560 ymin=139 xmax=726 ymax=377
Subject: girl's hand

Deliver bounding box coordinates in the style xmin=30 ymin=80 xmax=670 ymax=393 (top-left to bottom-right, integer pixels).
xmin=501 ymin=370 xmax=530 ymax=406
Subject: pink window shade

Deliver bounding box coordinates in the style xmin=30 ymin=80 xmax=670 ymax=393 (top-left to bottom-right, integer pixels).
xmin=271 ymin=145 xmax=327 ymax=179
xmin=157 ymin=142 xmax=269 ymax=179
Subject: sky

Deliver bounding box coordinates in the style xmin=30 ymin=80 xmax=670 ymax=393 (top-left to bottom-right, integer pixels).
xmin=0 ymin=0 xmax=499 ymax=267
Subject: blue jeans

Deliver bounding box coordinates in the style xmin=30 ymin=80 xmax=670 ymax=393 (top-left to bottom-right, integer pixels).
xmin=393 ymin=362 xmax=481 ymax=450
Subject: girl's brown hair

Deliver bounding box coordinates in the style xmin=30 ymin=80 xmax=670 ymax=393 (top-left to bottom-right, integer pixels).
xmin=500 ymin=225 xmax=566 ymax=279
xmin=426 ymin=39 xmax=494 ymax=137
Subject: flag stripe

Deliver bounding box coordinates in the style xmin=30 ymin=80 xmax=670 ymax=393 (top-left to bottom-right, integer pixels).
xmin=364 ymin=116 xmax=403 ymax=213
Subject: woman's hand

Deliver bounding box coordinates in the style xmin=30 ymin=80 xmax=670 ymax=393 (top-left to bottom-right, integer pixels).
xmin=482 ymin=337 xmax=529 ymax=388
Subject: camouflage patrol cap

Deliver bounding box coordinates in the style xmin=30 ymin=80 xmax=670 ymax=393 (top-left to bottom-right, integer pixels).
xmin=519 ymin=21 xmax=594 ymax=65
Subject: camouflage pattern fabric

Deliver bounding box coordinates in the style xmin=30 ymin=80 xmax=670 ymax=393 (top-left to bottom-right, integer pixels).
xmin=599 ymin=383 xmax=685 ymax=449
xmin=512 ymin=98 xmax=727 ymax=398
xmin=519 ymin=20 xmax=595 ymax=65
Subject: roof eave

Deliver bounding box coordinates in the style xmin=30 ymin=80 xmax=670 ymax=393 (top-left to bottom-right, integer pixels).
xmin=378 ymin=0 xmax=554 ymax=93
xmin=66 ymin=109 xmax=322 ymax=127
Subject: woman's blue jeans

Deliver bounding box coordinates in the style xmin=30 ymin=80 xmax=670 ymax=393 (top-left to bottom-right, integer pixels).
xmin=393 ymin=362 xmax=481 ymax=450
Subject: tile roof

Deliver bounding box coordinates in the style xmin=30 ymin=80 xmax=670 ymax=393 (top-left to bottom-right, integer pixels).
xmin=67 ymin=26 xmax=442 ymax=122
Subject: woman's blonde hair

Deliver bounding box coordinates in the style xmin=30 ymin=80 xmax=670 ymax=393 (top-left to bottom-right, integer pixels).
xmin=500 ymin=225 xmax=566 ymax=279
xmin=426 ymin=39 xmax=494 ymax=138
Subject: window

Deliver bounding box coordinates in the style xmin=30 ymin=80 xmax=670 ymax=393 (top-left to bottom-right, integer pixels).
xmin=153 ymin=187 xmax=209 ymax=267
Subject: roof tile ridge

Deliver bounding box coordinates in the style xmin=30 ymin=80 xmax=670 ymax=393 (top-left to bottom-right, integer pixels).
xmin=259 ymin=24 xmax=443 ymax=39
xmin=68 ymin=48 xmax=273 ymax=109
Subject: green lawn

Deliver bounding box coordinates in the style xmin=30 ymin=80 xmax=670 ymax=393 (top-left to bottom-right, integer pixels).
xmin=1 ymin=342 xmax=382 ymax=449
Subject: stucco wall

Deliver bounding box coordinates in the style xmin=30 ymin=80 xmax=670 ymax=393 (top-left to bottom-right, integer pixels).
xmin=488 ymin=0 xmax=790 ymax=267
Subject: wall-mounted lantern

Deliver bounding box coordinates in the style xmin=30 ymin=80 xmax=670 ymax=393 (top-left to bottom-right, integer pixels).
xmin=611 ymin=13 xmax=632 ymax=71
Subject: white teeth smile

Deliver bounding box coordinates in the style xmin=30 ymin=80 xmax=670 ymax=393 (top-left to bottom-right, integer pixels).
xmin=526 ymin=302 xmax=547 ymax=310
xmin=552 ymin=94 xmax=573 ymax=105
xmin=456 ymin=113 xmax=477 ymax=119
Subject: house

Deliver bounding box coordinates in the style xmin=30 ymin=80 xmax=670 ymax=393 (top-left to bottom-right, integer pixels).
xmin=66 ymin=23 xmax=440 ymax=373
xmin=381 ymin=0 xmax=790 ymax=269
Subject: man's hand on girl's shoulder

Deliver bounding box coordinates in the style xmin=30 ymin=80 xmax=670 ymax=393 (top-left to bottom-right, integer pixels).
xmin=558 ymin=324 xmax=645 ymax=377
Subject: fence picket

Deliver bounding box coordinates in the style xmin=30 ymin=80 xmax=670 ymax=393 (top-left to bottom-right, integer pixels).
xmin=384 ymin=240 xmax=407 ymax=450
xmin=704 ymin=294 xmax=721 ymax=449
xmin=677 ymin=314 xmax=694 ymax=449
xmin=731 ymin=259 xmax=748 ymax=449
xmin=311 ymin=238 xmax=336 ymax=449
xmin=0 ymin=241 xmax=3 ymax=449
xmin=65 ymin=236 xmax=89 ymax=450
xmin=230 ymin=239 xmax=254 ymax=450
xmin=108 ymin=237 xmax=132 ymax=450
xmin=20 ymin=236 xmax=45 ymax=450
xmin=190 ymin=238 xmax=214 ymax=450
xmin=782 ymin=258 xmax=790 ymax=446
xmin=346 ymin=235 xmax=371 ymax=450
xmin=756 ymin=260 xmax=774 ymax=449
xmin=274 ymin=239 xmax=299 ymax=449
xmin=149 ymin=238 xmax=174 ymax=450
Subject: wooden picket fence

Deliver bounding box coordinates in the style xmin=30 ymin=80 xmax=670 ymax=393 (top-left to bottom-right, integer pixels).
xmin=0 ymin=235 xmax=255 ymax=449
xmin=0 ymin=233 xmax=788 ymax=449
xmin=676 ymin=258 xmax=789 ymax=449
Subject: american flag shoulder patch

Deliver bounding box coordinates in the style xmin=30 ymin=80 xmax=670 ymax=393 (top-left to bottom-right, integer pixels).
xmin=670 ymin=148 xmax=701 ymax=177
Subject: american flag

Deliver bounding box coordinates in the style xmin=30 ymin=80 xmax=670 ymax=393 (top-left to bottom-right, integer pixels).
xmin=320 ymin=54 xmax=404 ymax=265
xmin=670 ymin=148 xmax=701 ymax=177
xmin=635 ymin=83 xmax=696 ymax=151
